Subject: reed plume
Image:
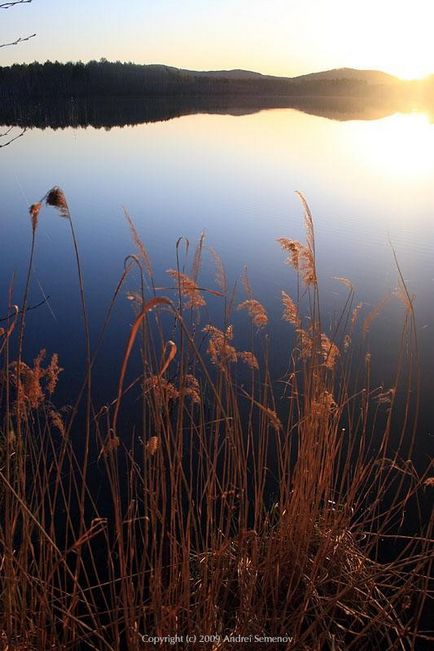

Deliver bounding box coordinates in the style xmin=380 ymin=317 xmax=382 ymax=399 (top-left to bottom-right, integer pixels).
xmin=29 ymin=202 xmax=41 ymax=233
xmin=203 ymin=324 xmax=237 ymax=369
xmin=209 ymin=246 xmax=228 ymax=295
xmin=45 ymin=186 xmax=70 ymax=217
xmin=124 ymin=209 xmax=153 ymax=278
xmin=167 ymin=269 xmax=206 ymax=309
xmin=277 ymin=237 xmax=317 ymax=286
xmin=237 ymin=351 xmax=259 ymax=370
xmin=238 ymin=299 xmax=268 ymax=328
xmin=281 ymin=290 xmax=300 ymax=326
xmin=145 ymin=435 xmax=160 ymax=456
xmin=8 ymin=348 xmax=62 ymax=416
xmin=320 ymin=333 xmax=340 ymax=370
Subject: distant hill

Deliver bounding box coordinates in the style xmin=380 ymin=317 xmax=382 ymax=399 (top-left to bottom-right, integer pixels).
xmin=140 ymin=65 xmax=400 ymax=84
xmin=293 ymin=68 xmax=399 ymax=85
xmin=112 ymin=64 xmax=272 ymax=81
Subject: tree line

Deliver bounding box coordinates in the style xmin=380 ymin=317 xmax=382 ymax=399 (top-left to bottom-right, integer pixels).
xmin=0 ymin=59 xmax=403 ymax=101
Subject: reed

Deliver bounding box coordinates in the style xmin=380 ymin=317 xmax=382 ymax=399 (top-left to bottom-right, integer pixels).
xmin=0 ymin=190 xmax=432 ymax=650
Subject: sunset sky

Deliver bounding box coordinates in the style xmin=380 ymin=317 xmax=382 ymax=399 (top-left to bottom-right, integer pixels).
xmin=1 ymin=0 xmax=433 ymax=79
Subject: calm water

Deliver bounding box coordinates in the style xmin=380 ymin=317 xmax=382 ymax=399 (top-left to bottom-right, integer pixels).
xmin=1 ymin=104 xmax=434 ymax=462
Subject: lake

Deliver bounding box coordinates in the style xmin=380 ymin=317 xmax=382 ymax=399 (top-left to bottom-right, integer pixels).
xmin=1 ymin=100 xmax=433 ymax=465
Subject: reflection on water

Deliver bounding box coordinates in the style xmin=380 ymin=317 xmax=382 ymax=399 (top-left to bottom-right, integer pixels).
xmin=1 ymin=94 xmax=433 ymax=131
xmin=1 ymin=102 xmax=433 ymax=462
xmin=345 ymin=112 xmax=434 ymax=180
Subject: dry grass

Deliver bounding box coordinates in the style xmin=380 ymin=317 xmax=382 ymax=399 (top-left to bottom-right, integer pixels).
xmin=0 ymin=189 xmax=432 ymax=650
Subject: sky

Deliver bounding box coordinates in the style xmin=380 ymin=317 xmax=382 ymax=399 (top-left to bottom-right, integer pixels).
xmin=1 ymin=0 xmax=433 ymax=79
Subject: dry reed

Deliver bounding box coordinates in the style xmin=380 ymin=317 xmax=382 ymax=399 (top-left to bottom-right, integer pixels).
xmin=0 ymin=190 xmax=432 ymax=650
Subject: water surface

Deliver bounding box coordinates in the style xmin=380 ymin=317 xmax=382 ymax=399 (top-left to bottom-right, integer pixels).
xmin=1 ymin=102 xmax=433 ymax=462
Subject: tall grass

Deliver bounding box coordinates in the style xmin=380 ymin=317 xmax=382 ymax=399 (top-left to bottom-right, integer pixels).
xmin=0 ymin=188 xmax=432 ymax=650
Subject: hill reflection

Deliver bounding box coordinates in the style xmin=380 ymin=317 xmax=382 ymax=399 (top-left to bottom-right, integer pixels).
xmin=1 ymin=94 xmax=433 ymax=130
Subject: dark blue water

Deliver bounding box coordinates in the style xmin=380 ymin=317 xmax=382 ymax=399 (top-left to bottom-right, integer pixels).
xmin=1 ymin=106 xmax=433 ymax=463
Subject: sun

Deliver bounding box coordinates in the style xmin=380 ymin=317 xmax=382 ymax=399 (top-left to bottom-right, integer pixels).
xmin=338 ymin=0 xmax=433 ymax=80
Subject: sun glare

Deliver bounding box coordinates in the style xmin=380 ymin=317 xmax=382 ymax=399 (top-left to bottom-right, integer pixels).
xmin=386 ymin=59 xmax=433 ymax=82
xmin=347 ymin=113 xmax=434 ymax=181
xmin=336 ymin=0 xmax=433 ymax=81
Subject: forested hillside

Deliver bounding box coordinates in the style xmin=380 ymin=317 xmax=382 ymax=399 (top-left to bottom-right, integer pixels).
xmin=1 ymin=60 xmax=423 ymax=100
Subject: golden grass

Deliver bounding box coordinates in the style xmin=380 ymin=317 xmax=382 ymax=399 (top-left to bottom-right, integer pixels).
xmin=0 ymin=189 xmax=432 ymax=650
xmin=237 ymin=299 xmax=269 ymax=328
